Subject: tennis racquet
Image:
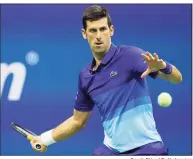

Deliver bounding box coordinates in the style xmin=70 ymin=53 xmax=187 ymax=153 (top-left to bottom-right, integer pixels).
xmin=11 ymin=122 xmax=41 ymax=150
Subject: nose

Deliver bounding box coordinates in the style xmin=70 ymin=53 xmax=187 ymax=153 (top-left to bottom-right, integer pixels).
xmin=96 ymin=31 xmax=102 ymax=40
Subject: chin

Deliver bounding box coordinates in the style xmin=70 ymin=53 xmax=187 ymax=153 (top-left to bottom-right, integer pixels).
xmin=94 ymin=48 xmax=107 ymax=54
xmin=95 ymin=51 xmax=105 ymax=54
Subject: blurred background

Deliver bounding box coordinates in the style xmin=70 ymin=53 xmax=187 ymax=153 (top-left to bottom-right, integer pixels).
xmin=1 ymin=4 xmax=192 ymax=155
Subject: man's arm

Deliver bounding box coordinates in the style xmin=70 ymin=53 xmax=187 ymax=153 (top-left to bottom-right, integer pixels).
xmin=141 ymin=52 xmax=182 ymax=84
xmin=52 ymin=109 xmax=91 ymax=142
xmin=31 ymin=109 xmax=91 ymax=152
xmin=30 ymin=71 xmax=94 ymax=152
xmin=157 ymin=65 xmax=182 ymax=84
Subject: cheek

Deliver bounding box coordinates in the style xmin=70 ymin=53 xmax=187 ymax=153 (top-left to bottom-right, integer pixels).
xmin=87 ymin=36 xmax=95 ymax=43
xmin=87 ymin=38 xmax=93 ymax=46
xmin=104 ymin=34 xmax=111 ymax=41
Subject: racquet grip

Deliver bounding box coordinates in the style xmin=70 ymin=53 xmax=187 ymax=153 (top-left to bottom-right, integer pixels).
xmin=27 ymin=135 xmax=33 ymax=141
xmin=27 ymin=135 xmax=41 ymax=150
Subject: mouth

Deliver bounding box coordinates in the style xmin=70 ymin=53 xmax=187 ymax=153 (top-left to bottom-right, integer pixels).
xmin=95 ymin=42 xmax=104 ymax=46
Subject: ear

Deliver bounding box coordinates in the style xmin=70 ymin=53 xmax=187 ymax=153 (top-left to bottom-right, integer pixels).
xmin=81 ymin=29 xmax=87 ymax=39
xmin=109 ymin=25 xmax=114 ymax=37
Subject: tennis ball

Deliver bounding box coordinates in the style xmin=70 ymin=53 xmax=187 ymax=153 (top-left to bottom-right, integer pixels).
xmin=157 ymin=92 xmax=172 ymax=107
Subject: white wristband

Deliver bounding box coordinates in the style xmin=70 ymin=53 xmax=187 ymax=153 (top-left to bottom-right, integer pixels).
xmin=40 ymin=129 xmax=56 ymax=146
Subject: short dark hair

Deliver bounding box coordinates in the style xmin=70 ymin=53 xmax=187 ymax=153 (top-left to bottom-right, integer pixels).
xmin=82 ymin=5 xmax=112 ymax=30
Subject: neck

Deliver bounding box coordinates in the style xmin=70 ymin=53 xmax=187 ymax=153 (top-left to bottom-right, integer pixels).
xmin=93 ymin=54 xmax=104 ymax=68
xmin=92 ymin=43 xmax=111 ymax=68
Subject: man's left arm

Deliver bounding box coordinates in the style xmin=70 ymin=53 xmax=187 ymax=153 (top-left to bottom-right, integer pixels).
xmin=157 ymin=64 xmax=182 ymax=84
xmin=140 ymin=52 xmax=182 ymax=84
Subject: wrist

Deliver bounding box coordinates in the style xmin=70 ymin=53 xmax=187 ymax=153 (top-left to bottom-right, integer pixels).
xmin=160 ymin=61 xmax=172 ymax=74
xmin=40 ymin=129 xmax=56 ymax=146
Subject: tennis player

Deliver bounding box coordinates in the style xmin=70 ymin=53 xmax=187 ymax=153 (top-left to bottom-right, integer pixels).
xmin=31 ymin=5 xmax=182 ymax=155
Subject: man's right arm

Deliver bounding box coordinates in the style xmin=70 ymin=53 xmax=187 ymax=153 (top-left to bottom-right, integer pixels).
xmin=52 ymin=109 xmax=91 ymax=142
xmin=41 ymin=72 xmax=93 ymax=145
xmin=31 ymin=72 xmax=94 ymax=152
xmin=31 ymin=109 xmax=91 ymax=152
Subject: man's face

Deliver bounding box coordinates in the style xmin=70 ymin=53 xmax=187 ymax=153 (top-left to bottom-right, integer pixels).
xmin=82 ymin=17 xmax=114 ymax=54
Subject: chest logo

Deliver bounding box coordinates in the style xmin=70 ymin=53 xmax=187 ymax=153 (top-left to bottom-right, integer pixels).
xmin=110 ymin=71 xmax=117 ymax=77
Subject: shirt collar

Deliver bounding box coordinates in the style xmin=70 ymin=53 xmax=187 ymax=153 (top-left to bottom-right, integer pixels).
xmin=89 ymin=44 xmax=117 ymax=73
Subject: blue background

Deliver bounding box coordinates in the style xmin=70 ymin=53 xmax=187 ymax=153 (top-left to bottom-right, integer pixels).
xmin=1 ymin=4 xmax=192 ymax=155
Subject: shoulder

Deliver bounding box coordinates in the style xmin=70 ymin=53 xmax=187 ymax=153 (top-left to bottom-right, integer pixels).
xmin=78 ymin=62 xmax=92 ymax=79
xmin=116 ymin=45 xmax=145 ymax=61
xmin=120 ymin=45 xmax=145 ymax=55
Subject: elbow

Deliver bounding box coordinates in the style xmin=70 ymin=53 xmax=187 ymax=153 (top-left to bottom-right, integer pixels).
xmin=77 ymin=123 xmax=86 ymax=130
xmin=172 ymin=74 xmax=183 ymax=84
xmin=178 ymin=75 xmax=183 ymax=83
xmin=177 ymin=72 xmax=183 ymax=83
xmin=73 ymin=120 xmax=87 ymax=130
xmin=173 ymin=67 xmax=183 ymax=84
xmin=80 ymin=123 xmax=86 ymax=129
xmin=77 ymin=122 xmax=86 ymax=129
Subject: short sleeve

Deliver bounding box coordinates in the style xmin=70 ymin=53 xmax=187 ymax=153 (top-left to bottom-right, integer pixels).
xmin=74 ymin=73 xmax=94 ymax=112
xmin=131 ymin=47 xmax=158 ymax=79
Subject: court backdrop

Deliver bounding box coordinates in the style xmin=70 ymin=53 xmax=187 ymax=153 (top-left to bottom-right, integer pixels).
xmin=1 ymin=4 xmax=192 ymax=155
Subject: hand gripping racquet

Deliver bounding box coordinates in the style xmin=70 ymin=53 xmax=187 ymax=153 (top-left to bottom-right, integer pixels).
xmin=11 ymin=122 xmax=41 ymax=150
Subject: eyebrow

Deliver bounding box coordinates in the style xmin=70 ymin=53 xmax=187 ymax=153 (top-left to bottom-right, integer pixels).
xmin=88 ymin=28 xmax=97 ymax=31
xmin=88 ymin=26 xmax=108 ymax=31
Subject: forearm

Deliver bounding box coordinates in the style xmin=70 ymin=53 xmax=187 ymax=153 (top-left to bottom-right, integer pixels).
xmin=52 ymin=116 xmax=84 ymax=142
xmin=158 ymin=65 xmax=182 ymax=84
xmin=40 ymin=110 xmax=91 ymax=147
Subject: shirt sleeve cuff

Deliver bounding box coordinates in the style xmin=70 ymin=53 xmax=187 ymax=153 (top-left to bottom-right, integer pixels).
xmin=74 ymin=104 xmax=94 ymax=112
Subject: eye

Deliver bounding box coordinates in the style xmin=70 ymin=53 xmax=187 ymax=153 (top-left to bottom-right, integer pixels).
xmin=100 ymin=27 xmax=107 ymax=32
xmin=89 ymin=28 xmax=97 ymax=33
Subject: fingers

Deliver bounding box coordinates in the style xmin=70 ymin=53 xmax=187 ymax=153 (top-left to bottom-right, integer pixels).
xmin=158 ymin=58 xmax=164 ymax=62
xmin=142 ymin=52 xmax=160 ymax=61
xmin=146 ymin=52 xmax=154 ymax=60
xmin=141 ymin=52 xmax=164 ymax=74
xmin=141 ymin=52 xmax=153 ymax=62
xmin=141 ymin=53 xmax=150 ymax=61
xmin=30 ymin=139 xmax=40 ymax=152
xmin=153 ymin=53 xmax=159 ymax=60
xmin=30 ymin=136 xmax=47 ymax=152
xmin=30 ymin=141 xmax=39 ymax=152
xmin=141 ymin=69 xmax=151 ymax=78
xmin=31 ymin=142 xmax=47 ymax=152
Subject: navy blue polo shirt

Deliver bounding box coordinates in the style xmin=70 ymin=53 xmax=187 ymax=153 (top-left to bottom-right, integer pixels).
xmin=74 ymin=44 xmax=162 ymax=152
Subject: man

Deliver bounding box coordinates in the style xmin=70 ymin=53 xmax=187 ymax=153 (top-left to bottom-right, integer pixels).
xmin=31 ymin=5 xmax=182 ymax=155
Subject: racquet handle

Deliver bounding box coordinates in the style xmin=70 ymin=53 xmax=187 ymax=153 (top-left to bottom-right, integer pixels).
xmin=27 ymin=135 xmax=41 ymax=150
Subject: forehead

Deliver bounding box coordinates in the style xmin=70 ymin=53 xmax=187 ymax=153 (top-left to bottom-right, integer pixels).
xmin=86 ymin=17 xmax=109 ymax=29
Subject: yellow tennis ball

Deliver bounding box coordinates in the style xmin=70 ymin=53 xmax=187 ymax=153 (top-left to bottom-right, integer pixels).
xmin=158 ymin=92 xmax=172 ymax=107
